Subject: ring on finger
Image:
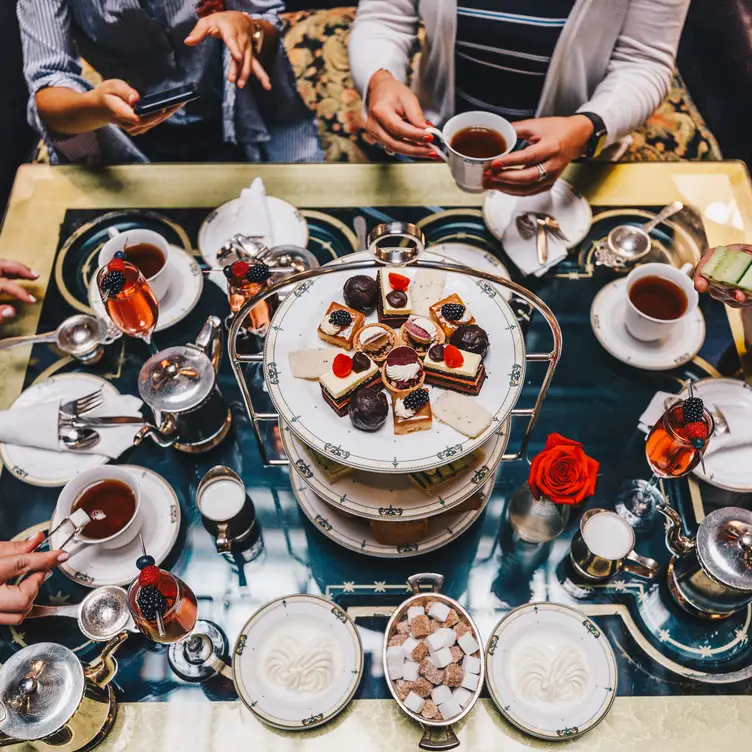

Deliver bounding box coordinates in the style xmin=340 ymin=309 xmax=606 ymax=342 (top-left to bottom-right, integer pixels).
xmin=535 ymin=163 xmax=548 ymax=182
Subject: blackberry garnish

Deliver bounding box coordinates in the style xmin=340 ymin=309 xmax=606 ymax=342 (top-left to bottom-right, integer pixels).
xmin=136 ymin=554 xmax=155 ymax=570
xmin=441 ymin=303 xmax=465 ymax=321
xmin=246 ymin=262 xmax=271 ymax=283
xmin=403 ymin=388 xmax=429 ymax=411
xmin=136 ymin=584 xmax=167 ymax=621
xmin=329 ymin=309 xmax=353 ymax=327
xmin=682 ymin=396 xmax=704 ymax=424
xmin=100 ymin=270 xmax=126 ymax=295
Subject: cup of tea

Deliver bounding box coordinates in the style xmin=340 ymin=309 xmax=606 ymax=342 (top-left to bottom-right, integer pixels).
xmin=196 ymin=466 xmax=256 ymax=553
xmin=99 ymin=228 xmax=172 ymax=301
xmin=426 ymin=111 xmax=516 ymax=193
xmin=56 ymin=466 xmax=143 ymax=550
xmin=624 ymin=262 xmax=698 ymax=343
xmin=570 ymin=508 xmax=659 ymax=581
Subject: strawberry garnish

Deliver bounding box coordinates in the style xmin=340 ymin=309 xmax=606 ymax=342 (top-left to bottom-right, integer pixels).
xmin=138 ymin=565 xmax=161 ymax=586
xmin=388 ymin=273 xmax=410 ymax=291
xmin=444 ymin=344 xmax=464 ymax=368
xmin=332 ymin=353 xmax=353 ymax=378
xmin=107 ymin=258 xmax=126 ymax=272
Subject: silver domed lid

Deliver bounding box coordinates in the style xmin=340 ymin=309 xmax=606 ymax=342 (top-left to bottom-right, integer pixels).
xmin=138 ymin=345 xmax=214 ymax=413
xmin=0 ymin=643 xmax=84 ymax=741
xmin=697 ymin=507 xmax=752 ymax=591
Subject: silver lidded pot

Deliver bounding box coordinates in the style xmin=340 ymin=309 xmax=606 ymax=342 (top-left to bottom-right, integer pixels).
xmin=135 ymin=316 xmax=231 ymax=453
xmin=659 ymin=504 xmax=752 ymax=619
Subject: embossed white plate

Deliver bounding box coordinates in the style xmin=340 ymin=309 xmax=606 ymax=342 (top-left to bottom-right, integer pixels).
xmin=428 ymin=242 xmax=513 ymax=300
xmin=591 ymin=279 xmax=705 ymax=371
xmin=233 ymin=594 xmax=363 ymax=729
xmin=265 ymin=258 xmax=526 ymax=473
xmin=486 ymin=603 xmax=617 ymax=741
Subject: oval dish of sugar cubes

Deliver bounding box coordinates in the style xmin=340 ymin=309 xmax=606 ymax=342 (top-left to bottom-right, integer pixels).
xmin=382 ymin=575 xmax=484 ymax=739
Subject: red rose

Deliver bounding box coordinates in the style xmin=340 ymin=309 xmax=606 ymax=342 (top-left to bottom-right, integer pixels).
xmin=528 ymin=433 xmax=599 ymax=506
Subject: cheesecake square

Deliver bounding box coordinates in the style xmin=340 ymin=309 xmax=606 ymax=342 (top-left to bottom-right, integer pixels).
xmin=317 ymin=302 xmax=364 ymax=351
xmin=429 ymin=294 xmax=476 ymax=338
xmin=392 ymin=390 xmax=433 ymax=435
xmin=424 ymin=347 xmax=486 ymax=396
xmin=377 ymin=269 xmax=412 ymax=327
xmin=319 ymin=356 xmax=382 ymax=416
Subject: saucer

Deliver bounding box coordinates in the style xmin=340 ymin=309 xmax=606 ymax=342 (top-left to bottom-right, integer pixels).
xmin=591 ymin=279 xmax=705 ymax=370
xmin=49 ymin=465 xmax=181 ymax=588
xmin=428 ymin=242 xmax=513 ymax=300
xmin=198 ymin=196 xmax=309 ymax=268
xmin=88 ymin=245 xmax=203 ymax=332
xmin=233 ymin=594 xmax=363 ymax=730
xmin=483 ymin=179 xmax=592 ymax=250
xmin=485 ymin=603 xmax=617 ymax=741
xmin=0 ymin=374 xmax=122 ymax=487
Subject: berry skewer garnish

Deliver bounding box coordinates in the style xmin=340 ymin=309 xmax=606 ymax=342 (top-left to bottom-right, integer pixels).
xmin=683 ymin=381 xmax=709 ymax=473
xmin=137 ymin=534 xmax=167 ymax=637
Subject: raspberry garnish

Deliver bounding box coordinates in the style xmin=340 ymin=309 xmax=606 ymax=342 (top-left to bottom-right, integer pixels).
xmin=138 ymin=565 xmax=161 ymax=586
xmin=444 ymin=344 xmax=464 ymax=368
xmin=332 ymin=353 xmax=353 ymax=378
xmin=230 ymin=261 xmax=250 ymax=279
xmin=107 ymin=258 xmax=126 ymax=272
xmin=388 ymin=273 xmax=410 ymax=291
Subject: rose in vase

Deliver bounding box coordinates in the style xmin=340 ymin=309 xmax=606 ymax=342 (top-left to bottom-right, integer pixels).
xmin=528 ymin=433 xmax=599 ymax=505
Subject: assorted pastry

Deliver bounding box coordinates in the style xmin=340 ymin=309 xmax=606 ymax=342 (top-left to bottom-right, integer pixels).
xmin=320 ymin=352 xmax=381 ymax=416
xmin=354 ymin=323 xmax=397 ymax=363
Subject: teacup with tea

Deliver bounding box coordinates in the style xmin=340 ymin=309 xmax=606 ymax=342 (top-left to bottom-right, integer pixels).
xmin=99 ymin=228 xmax=172 ymax=301
xmin=426 ymin=111 xmax=516 ymax=193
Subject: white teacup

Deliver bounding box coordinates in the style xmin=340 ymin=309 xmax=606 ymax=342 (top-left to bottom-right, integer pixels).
xmin=56 ymin=466 xmax=142 ymax=550
xmin=426 ymin=111 xmax=516 ymax=193
xmin=624 ymin=262 xmax=698 ymax=343
xmin=99 ymin=228 xmax=171 ymax=301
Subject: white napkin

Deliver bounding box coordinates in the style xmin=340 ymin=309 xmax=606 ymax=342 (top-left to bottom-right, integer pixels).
xmin=233 ymin=177 xmax=274 ymax=246
xmin=0 ymin=393 xmax=144 ymax=458
xmin=501 ymin=192 xmax=568 ymax=277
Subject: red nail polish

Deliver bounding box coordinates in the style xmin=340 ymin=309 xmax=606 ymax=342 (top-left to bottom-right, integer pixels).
xmin=424 ymin=134 xmax=434 ymax=143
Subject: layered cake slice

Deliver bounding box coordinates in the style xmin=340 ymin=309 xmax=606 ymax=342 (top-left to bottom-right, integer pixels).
xmin=423 ymin=344 xmax=486 ymax=396
xmin=377 ymin=270 xmax=412 ymax=327
xmin=429 ymin=294 xmax=476 ymax=337
xmin=320 ymin=352 xmax=382 ymax=416
xmin=317 ymin=302 xmax=365 ymax=351
xmin=392 ymin=388 xmax=433 ymax=435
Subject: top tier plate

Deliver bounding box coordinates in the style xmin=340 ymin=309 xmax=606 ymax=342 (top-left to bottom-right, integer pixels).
xmin=263 ymin=256 xmax=526 ymax=473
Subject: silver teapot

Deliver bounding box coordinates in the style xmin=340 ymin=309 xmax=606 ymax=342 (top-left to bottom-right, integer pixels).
xmin=135 ymin=316 xmax=232 ymax=453
xmin=659 ymin=504 xmax=752 ymax=619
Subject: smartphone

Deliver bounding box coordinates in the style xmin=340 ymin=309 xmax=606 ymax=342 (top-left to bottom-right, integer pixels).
xmin=133 ymin=85 xmax=199 ymax=117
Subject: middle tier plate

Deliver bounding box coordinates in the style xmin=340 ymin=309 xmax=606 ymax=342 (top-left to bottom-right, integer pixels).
xmin=281 ymin=419 xmax=508 ymax=521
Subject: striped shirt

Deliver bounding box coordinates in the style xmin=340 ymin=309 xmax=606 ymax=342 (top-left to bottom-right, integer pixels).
xmin=16 ymin=0 xmax=320 ymax=164
xmin=455 ymin=1 xmax=575 ymax=120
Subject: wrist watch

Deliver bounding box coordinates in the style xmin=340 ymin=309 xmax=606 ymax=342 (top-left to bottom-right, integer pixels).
xmin=251 ymin=20 xmax=264 ymax=55
xmin=578 ymin=112 xmax=608 ymax=159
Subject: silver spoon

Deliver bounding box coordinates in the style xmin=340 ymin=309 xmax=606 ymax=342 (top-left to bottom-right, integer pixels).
xmin=61 ymin=426 xmax=100 ymax=451
xmin=607 ymin=201 xmax=684 ymax=262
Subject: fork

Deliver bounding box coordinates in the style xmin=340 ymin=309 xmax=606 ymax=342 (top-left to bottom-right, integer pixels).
xmin=59 ymin=389 xmax=103 ymax=420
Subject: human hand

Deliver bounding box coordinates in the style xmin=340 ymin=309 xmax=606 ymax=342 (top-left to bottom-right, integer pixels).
xmin=483 ymin=115 xmax=594 ymax=196
xmin=0 ymin=259 xmax=39 ymax=320
xmin=0 ymin=532 xmax=69 ymax=625
xmin=185 ymin=11 xmax=271 ymax=90
xmin=365 ymin=70 xmax=434 ymax=158
xmin=694 ymin=244 xmax=752 ymax=308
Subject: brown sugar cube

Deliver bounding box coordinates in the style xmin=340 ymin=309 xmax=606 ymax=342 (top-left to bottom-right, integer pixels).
xmin=411 ymin=642 xmax=430 ymax=662
xmin=454 ymin=622 xmax=472 ymax=639
xmin=396 ymin=620 xmax=411 ymax=635
xmin=436 ymin=712 xmax=444 ymax=721
xmin=428 ymin=619 xmax=440 ymax=634
xmin=423 ymin=598 xmax=439 ymax=612
xmin=419 ymin=658 xmax=446 ymax=685
xmin=388 ymin=634 xmax=408 ymax=647
xmin=395 ymin=680 xmax=410 ymax=701
xmin=411 ymin=614 xmax=432 ymax=638
xmin=450 ymin=646 xmax=463 ymax=663
xmin=421 ymin=700 xmax=440 ymax=720
xmin=410 ymin=677 xmax=433 ymax=698
xmin=441 ymin=610 xmax=460 ymax=628
xmin=444 ymin=663 xmax=463 ymax=687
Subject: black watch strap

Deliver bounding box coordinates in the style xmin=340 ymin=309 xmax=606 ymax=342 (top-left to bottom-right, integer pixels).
xmin=578 ymin=112 xmax=607 ymax=158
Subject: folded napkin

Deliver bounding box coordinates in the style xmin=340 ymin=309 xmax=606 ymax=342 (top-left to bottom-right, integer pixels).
xmin=0 ymin=393 xmax=144 ymax=459
xmin=233 ymin=177 xmax=274 ymax=247
xmin=501 ymin=191 xmax=568 ymax=277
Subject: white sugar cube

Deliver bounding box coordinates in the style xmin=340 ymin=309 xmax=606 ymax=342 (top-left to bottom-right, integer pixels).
xmin=458 ymin=632 xmax=480 ymax=655
xmin=431 ymin=685 xmax=452 ymax=705
xmin=402 ymin=636 xmax=421 ymax=659
xmin=404 ymin=691 xmax=425 ymax=714
xmin=426 ymin=632 xmax=446 ymax=653
xmin=407 ymin=606 xmax=425 ymax=624
xmin=403 ymin=660 xmax=420 ymax=682
xmin=427 ymin=602 xmax=451 ymax=623
xmin=386 ymin=645 xmax=405 ymax=667
xmin=453 ymin=687 xmax=473 ymax=708
xmin=433 ymin=646 xmax=453 ymax=668
xmin=387 ymin=663 xmax=404 ymax=680
xmin=436 ymin=627 xmax=456 ymax=648
xmin=461 ymin=670 xmax=480 ymax=692
xmin=464 ymin=655 xmax=481 ymax=675
xmin=438 ymin=699 xmax=462 ymax=720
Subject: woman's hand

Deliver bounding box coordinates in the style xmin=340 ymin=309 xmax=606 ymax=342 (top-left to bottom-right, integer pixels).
xmin=695 ymin=244 xmax=752 ymax=308
xmin=365 ymin=70 xmax=434 ymax=158
xmin=483 ymin=115 xmax=594 ymax=196
xmin=0 ymin=259 xmax=39 ymax=321
xmin=185 ymin=11 xmax=271 ymax=90
xmin=0 ymin=533 xmax=68 ymax=626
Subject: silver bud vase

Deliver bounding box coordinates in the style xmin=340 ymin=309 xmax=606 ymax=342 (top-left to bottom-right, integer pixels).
xmin=508 ymin=484 xmax=570 ymax=544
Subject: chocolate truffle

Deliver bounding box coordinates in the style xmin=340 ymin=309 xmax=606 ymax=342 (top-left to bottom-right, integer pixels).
xmin=349 ymin=387 xmax=389 ymax=432
xmin=343 ymin=275 xmax=378 ymax=313
xmin=428 ymin=344 xmax=445 ymax=361
xmin=352 ymin=352 xmax=372 ymax=373
xmin=450 ymin=325 xmax=489 ymax=357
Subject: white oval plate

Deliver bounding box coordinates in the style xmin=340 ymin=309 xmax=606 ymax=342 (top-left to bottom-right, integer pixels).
xmin=591 ymin=279 xmax=705 ymax=371
xmin=486 ymin=603 xmax=617 ymax=741
xmin=233 ymin=594 xmax=363 ymax=729
xmin=49 ymin=465 xmax=181 ymax=588
xmin=88 ymin=245 xmax=203 ymax=332
xmin=265 ymin=262 xmax=525 ymax=473
xmin=0 ymin=374 xmax=121 ymax=487
xmin=292 ymin=476 xmax=493 ymax=557
xmin=282 ymin=418 xmax=507 ymax=520
xmin=198 ymin=196 xmax=309 ymax=268
xmin=483 ymin=180 xmax=592 ymax=250
xmin=428 ymin=242 xmax=512 ymax=300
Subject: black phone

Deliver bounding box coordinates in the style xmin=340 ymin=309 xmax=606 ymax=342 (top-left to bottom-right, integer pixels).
xmin=133 ymin=85 xmax=199 ymax=117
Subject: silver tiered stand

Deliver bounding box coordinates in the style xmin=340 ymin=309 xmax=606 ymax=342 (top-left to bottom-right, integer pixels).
xmin=227 ymin=222 xmax=563 ymax=466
